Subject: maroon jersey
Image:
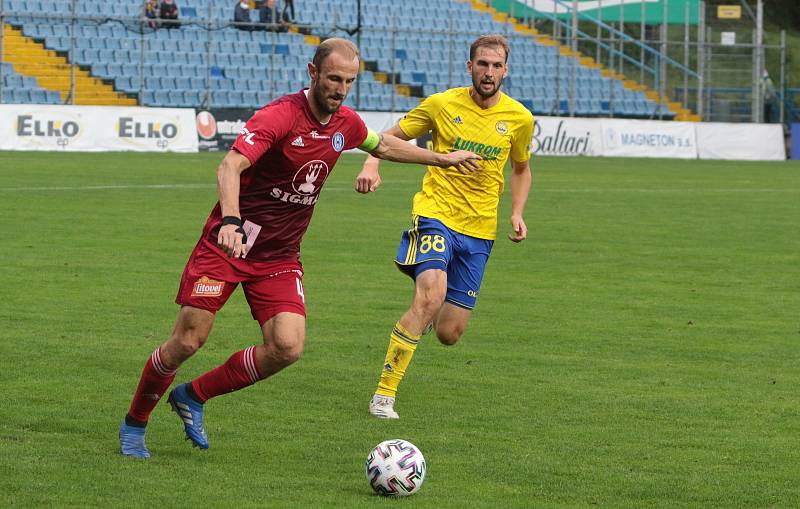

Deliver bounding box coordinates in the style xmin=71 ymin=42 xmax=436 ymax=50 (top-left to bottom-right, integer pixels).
xmin=201 ymin=90 xmax=369 ymax=262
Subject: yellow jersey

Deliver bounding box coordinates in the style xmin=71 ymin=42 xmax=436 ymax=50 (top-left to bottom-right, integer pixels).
xmin=398 ymin=87 xmax=534 ymax=240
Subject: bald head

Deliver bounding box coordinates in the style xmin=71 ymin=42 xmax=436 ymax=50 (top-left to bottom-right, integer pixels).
xmin=312 ymin=38 xmax=360 ymax=71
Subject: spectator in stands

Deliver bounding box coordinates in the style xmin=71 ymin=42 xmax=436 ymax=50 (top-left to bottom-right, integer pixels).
xmin=259 ymin=0 xmax=287 ymax=32
xmin=234 ymin=0 xmax=254 ymax=31
xmin=143 ymin=0 xmax=159 ymax=29
xmin=160 ymin=0 xmax=180 ymax=29
xmin=281 ymin=0 xmax=295 ymax=23
xmin=761 ymin=69 xmax=777 ymax=123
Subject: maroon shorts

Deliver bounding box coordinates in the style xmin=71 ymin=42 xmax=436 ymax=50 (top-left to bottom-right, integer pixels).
xmin=176 ymin=239 xmax=306 ymax=325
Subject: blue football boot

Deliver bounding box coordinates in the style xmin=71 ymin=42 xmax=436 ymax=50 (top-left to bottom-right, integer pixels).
xmin=168 ymin=383 xmax=209 ymax=449
xmin=119 ymin=422 xmax=151 ymax=458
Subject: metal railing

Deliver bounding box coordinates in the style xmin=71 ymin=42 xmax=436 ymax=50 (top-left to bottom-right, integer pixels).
xmin=485 ymin=0 xmax=787 ymax=123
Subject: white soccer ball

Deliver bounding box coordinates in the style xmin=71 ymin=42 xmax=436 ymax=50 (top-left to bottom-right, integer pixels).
xmin=365 ymin=439 xmax=427 ymax=496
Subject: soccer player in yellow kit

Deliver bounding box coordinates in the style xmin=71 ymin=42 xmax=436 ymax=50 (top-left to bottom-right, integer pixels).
xmin=355 ymin=34 xmax=534 ymax=419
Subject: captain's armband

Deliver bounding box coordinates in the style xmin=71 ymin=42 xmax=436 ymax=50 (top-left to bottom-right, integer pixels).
xmin=358 ymin=128 xmax=381 ymax=153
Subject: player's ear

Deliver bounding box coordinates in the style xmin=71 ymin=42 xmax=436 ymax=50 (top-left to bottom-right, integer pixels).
xmin=307 ymin=62 xmax=316 ymax=82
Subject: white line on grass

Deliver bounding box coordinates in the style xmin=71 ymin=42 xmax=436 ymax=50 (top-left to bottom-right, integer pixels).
xmin=0 ymin=183 xmax=215 ymax=191
xmin=538 ymin=188 xmax=800 ymax=193
xmin=0 ymin=184 xmax=797 ymax=193
xmin=0 ymin=183 xmax=391 ymax=191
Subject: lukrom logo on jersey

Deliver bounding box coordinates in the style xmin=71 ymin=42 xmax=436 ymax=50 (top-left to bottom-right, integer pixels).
xmin=270 ymin=159 xmax=330 ymax=206
xmin=452 ymin=137 xmax=502 ymax=161
xmin=16 ymin=114 xmax=81 ymax=146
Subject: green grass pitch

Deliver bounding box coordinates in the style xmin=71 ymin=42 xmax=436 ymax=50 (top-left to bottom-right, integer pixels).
xmin=0 ymin=151 xmax=798 ymax=508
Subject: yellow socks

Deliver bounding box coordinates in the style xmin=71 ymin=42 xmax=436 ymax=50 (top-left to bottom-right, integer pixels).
xmin=376 ymin=321 xmax=420 ymax=398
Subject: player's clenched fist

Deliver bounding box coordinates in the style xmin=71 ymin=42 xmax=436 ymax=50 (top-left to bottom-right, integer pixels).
xmin=508 ymin=215 xmax=527 ymax=243
xmin=355 ymin=158 xmax=382 ymax=193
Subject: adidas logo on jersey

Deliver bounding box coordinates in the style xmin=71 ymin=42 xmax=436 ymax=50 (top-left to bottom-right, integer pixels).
xmin=291 ymin=136 xmax=304 ymax=147
xmin=452 ymin=116 xmax=463 ymax=125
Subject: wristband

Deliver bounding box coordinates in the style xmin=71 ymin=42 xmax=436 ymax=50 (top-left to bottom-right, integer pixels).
xmin=221 ymin=216 xmax=242 ymax=227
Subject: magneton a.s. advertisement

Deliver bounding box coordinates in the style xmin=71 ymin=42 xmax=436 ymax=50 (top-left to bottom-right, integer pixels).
xmin=601 ymin=118 xmax=698 ymax=159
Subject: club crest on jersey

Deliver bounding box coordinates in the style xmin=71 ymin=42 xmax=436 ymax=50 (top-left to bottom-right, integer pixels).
xmin=495 ymin=121 xmax=508 ymax=135
xmin=291 ymin=159 xmax=330 ymax=196
xmin=191 ymin=276 xmax=224 ymax=297
xmin=332 ymin=132 xmax=345 ymax=152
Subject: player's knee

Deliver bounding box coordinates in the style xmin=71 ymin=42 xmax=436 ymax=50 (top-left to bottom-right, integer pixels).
xmin=174 ymin=335 xmax=206 ymax=359
xmin=166 ymin=310 xmax=213 ymax=363
xmin=163 ymin=333 xmax=207 ymax=364
xmin=278 ymin=344 xmax=303 ymax=366
xmin=269 ymin=337 xmax=304 ymax=367
xmin=436 ymin=328 xmax=462 ymax=346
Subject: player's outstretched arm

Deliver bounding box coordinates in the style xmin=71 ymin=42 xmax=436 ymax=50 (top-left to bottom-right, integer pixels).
xmin=355 ymin=125 xmax=407 ymax=194
xmin=508 ymin=159 xmax=531 ymax=243
xmin=369 ymin=132 xmax=482 ymax=174
xmin=217 ymin=150 xmax=252 ymax=258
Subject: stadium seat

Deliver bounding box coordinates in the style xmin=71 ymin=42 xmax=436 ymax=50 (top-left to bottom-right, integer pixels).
xmin=154 ymin=90 xmax=171 ymax=106
xmin=168 ymin=90 xmax=185 ymax=106
xmin=0 ymin=0 xmax=670 ymax=112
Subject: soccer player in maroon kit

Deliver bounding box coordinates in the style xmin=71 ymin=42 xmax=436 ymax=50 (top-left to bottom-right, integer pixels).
xmin=118 ymin=38 xmax=481 ymax=458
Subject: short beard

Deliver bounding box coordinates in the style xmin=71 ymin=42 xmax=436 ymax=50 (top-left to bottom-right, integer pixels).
xmin=312 ymin=84 xmax=342 ymax=115
xmin=472 ymin=77 xmax=501 ymax=99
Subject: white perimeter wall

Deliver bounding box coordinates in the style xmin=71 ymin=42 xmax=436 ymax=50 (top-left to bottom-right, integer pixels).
xmin=357 ymin=112 xmax=786 ymax=161
xmin=0 ymin=104 xmax=786 ymax=160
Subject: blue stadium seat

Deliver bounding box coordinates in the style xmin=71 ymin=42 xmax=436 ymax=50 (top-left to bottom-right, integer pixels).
xmin=122 ymin=63 xmax=140 ymax=77
xmin=187 ymin=53 xmax=205 ymax=66
xmin=217 ymin=79 xmax=237 ymax=91
xmin=184 ymin=90 xmax=204 ymax=106
xmin=183 ymin=29 xmax=203 ymax=42
xmin=245 ymin=78 xmax=262 ymax=91
xmin=139 ymin=90 xmax=154 ymax=105
xmin=45 ymin=90 xmax=62 ymax=104
xmin=242 ymin=91 xmax=259 ymax=107
xmin=154 ymin=90 xmax=171 ymax=106
xmin=229 ymin=54 xmax=247 ymax=67
xmin=168 ymin=90 xmax=185 ymax=105
xmin=190 ymin=77 xmax=206 ymax=90
xmin=114 ymin=49 xmax=131 ymax=61
xmin=3 ymin=74 xmax=23 ymax=89
xmin=115 ymin=77 xmax=133 ymax=92
xmin=211 ymin=53 xmax=231 ymax=67
xmin=14 ymin=89 xmax=32 ymax=103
